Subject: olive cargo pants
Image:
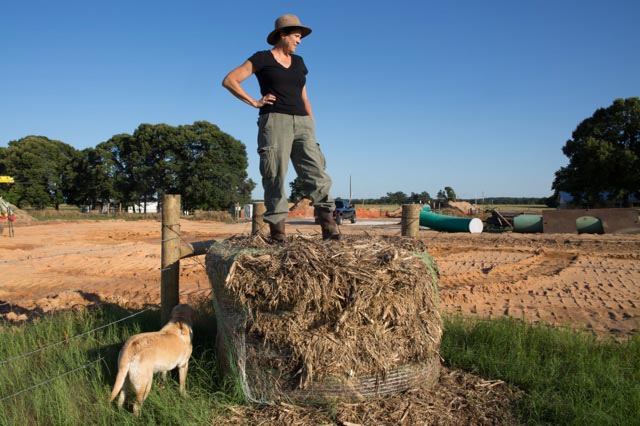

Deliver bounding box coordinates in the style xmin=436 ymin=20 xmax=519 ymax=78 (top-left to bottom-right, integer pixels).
xmin=257 ymin=113 xmax=335 ymax=225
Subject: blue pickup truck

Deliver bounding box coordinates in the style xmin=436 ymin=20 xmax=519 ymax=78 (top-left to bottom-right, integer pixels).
xmin=314 ymin=199 xmax=357 ymax=225
xmin=333 ymin=199 xmax=356 ymax=225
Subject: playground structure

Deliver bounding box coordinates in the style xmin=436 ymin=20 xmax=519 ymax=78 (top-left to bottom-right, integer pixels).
xmin=0 ymin=176 xmax=16 ymax=237
xmin=0 ymin=197 xmax=16 ymax=237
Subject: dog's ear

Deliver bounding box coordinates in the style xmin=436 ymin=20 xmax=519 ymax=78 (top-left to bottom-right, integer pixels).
xmin=178 ymin=321 xmax=192 ymax=337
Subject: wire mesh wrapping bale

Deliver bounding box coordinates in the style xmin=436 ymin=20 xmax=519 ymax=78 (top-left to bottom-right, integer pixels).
xmin=205 ymin=235 xmax=442 ymax=404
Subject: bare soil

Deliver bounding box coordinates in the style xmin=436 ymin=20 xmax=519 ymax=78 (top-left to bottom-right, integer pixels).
xmin=2 ymin=217 xmax=639 ymax=424
xmin=1 ymin=218 xmax=639 ymax=338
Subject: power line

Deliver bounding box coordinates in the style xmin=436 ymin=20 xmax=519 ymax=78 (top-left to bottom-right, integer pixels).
xmin=0 ymin=282 xmax=210 ymax=367
xmin=0 ymin=358 xmax=104 ymax=402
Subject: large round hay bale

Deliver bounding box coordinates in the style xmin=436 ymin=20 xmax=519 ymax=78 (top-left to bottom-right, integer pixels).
xmin=205 ymin=235 xmax=441 ymax=404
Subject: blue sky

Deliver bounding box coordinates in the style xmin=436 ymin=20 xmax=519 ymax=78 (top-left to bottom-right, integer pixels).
xmin=2 ymin=1 xmax=638 ymax=200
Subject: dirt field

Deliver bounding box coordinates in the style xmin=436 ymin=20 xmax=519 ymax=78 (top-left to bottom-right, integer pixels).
xmin=1 ymin=218 xmax=639 ymax=338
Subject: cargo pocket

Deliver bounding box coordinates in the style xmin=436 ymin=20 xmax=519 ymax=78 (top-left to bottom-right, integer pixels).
xmin=257 ymin=114 xmax=273 ymax=152
xmin=315 ymin=143 xmax=328 ymax=170
xmin=258 ymin=146 xmax=277 ymax=179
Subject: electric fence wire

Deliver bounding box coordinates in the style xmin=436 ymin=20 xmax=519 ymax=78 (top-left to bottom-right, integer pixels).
xmin=0 ymin=358 xmax=105 ymax=403
xmin=0 ymin=285 xmax=210 ymax=402
xmin=0 ymin=308 xmax=152 ymax=366
xmin=1 ymin=224 xmax=637 ymax=402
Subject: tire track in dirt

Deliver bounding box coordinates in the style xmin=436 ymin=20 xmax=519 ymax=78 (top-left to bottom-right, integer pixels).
xmin=431 ymin=236 xmax=640 ymax=336
xmin=437 ymin=248 xmax=578 ymax=290
xmin=3 ymin=220 xmax=639 ymax=337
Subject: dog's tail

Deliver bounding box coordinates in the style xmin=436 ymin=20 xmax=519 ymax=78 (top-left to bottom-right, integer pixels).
xmin=109 ymin=353 xmax=130 ymax=402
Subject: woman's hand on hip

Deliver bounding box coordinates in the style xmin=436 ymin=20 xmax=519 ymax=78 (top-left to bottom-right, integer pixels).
xmin=256 ymin=94 xmax=276 ymax=108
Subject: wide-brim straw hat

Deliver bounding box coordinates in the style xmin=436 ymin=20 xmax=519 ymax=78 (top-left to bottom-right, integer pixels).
xmin=267 ymin=14 xmax=312 ymax=45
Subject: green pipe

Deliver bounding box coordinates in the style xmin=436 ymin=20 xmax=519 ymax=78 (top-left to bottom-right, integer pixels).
xmin=513 ymin=214 xmax=543 ymax=233
xmin=576 ymin=216 xmax=604 ymax=234
xmin=419 ymin=210 xmax=483 ymax=233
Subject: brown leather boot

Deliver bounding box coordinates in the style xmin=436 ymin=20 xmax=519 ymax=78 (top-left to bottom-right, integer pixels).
xmin=315 ymin=208 xmax=341 ymax=240
xmin=268 ymin=220 xmax=286 ymax=243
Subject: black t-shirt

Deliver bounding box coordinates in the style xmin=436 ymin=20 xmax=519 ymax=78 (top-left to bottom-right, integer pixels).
xmin=248 ymin=50 xmax=308 ymax=116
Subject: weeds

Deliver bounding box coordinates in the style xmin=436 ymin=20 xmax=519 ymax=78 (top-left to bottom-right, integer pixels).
xmin=442 ymin=316 xmax=640 ymax=425
xmin=2 ymin=307 xmax=637 ymax=425
xmin=0 ymin=303 xmax=240 ymax=425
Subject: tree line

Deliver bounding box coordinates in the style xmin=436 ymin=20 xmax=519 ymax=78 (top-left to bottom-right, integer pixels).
xmin=0 ymin=121 xmax=255 ymax=212
xmin=2 ymin=98 xmax=637 ymax=211
xmin=552 ymin=98 xmax=639 ymax=207
xmin=348 ymin=193 xmax=550 ymax=206
xmin=352 ymin=98 xmax=640 ymax=209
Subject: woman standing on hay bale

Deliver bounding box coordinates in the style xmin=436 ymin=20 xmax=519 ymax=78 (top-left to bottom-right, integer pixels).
xmin=222 ymin=14 xmax=340 ymax=242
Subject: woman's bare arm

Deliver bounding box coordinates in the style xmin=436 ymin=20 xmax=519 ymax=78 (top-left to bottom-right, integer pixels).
xmin=222 ymin=61 xmax=275 ymax=108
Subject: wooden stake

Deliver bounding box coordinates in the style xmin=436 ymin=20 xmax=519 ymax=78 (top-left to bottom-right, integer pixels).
xmin=401 ymin=204 xmax=421 ymax=237
xmin=161 ymin=194 xmax=181 ymax=325
xmin=252 ymin=202 xmax=268 ymax=235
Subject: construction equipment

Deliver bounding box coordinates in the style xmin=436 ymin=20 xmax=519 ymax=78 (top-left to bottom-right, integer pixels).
xmin=0 ymin=176 xmax=15 ymax=184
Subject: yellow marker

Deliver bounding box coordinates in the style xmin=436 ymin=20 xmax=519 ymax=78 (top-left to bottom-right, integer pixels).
xmin=0 ymin=176 xmax=15 ymax=183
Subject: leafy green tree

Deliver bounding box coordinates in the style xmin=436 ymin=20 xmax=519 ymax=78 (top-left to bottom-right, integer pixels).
xmin=2 ymin=136 xmax=78 ymax=208
xmin=444 ymin=186 xmax=457 ymax=201
xmin=175 ymin=121 xmax=254 ymax=211
xmin=435 ymin=187 xmax=457 ymax=202
xmin=105 ymin=121 xmax=254 ymax=211
xmin=66 ymin=143 xmax=119 ymax=210
xmin=289 ymin=177 xmax=306 ymax=203
xmin=128 ymin=124 xmax=172 ymax=209
xmin=2 ymin=121 xmax=255 ymax=212
xmin=382 ymin=191 xmax=409 ymax=205
xmin=0 ymin=147 xmax=7 ymax=175
xmin=410 ymin=191 xmax=431 ymax=204
xmin=553 ymin=98 xmax=640 ymax=206
xmin=104 ymin=133 xmax=140 ymax=209
xmin=0 ymin=147 xmax=14 ymax=202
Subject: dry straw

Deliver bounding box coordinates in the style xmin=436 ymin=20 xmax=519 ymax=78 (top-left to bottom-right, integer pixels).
xmin=206 ymin=235 xmax=442 ymax=404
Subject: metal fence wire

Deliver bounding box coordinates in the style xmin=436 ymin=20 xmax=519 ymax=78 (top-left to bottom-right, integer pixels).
xmin=0 ymin=228 xmax=638 ymax=403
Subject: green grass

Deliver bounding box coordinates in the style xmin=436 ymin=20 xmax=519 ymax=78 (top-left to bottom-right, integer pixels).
xmin=442 ymin=316 xmax=640 ymax=425
xmin=0 ymin=303 xmax=241 ymax=425
xmin=2 ymin=307 xmax=638 ymax=425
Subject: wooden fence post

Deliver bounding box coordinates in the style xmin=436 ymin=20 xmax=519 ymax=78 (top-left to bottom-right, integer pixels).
xmin=252 ymin=202 xmax=268 ymax=235
xmin=161 ymin=194 xmax=181 ymax=325
xmin=401 ymin=204 xmax=421 ymax=237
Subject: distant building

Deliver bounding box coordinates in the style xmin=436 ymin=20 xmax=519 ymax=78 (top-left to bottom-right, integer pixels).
xmin=128 ymin=201 xmax=158 ymax=213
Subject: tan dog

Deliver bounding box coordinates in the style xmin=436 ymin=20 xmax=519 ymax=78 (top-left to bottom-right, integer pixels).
xmin=109 ymin=304 xmax=195 ymax=416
